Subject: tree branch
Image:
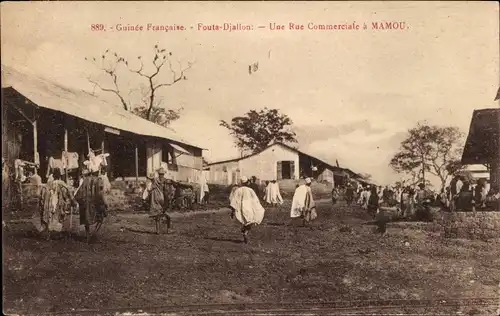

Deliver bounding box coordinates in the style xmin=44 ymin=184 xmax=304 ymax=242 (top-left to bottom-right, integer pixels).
xmin=87 ymin=77 xmax=129 ymax=110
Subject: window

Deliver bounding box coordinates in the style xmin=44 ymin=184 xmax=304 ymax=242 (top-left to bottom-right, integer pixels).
xmin=277 ymin=160 xmax=295 ymax=180
xmin=162 ymin=145 xmax=171 ymax=163
xmin=162 ymin=145 xmax=178 ymax=171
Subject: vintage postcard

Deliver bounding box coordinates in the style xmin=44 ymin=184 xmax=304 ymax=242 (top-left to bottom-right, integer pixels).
xmin=1 ymin=1 xmax=499 ymax=315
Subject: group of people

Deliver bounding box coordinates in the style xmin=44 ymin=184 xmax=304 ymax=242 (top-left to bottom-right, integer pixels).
xmin=441 ymin=175 xmax=499 ymax=211
xmin=37 ymin=155 xmax=110 ymax=243
xmin=340 ymin=182 xmax=435 ymax=218
xmin=341 ymin=175 xmax=500 ymax=219
xmin=237 ymin=176 xmax=284 ymax=207
xmin=228 ymin=176 xmax=316 ymax=243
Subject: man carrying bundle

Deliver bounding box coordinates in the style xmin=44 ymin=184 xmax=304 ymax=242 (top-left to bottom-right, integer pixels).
xmin=229 ymin=176 xmax=266 ymax=244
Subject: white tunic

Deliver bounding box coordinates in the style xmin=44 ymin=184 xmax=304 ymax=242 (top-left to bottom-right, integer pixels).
xmin=229 ymin=186 xmax=266 ymax=226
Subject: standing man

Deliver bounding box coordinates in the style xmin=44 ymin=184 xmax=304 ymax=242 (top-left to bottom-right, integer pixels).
xmin=199 ymin=173 xmax=210 ymax=204
xmin=345 ymin=183 xmax=355 ymax=206
xmin=290 ymin=178 xmax=317 ymax=226
xmin=449 ymin=175 xmax=463 ymax=212
xmin=75 ymin=165 xmax=108 ymax=243
xmin=367 ymin=185 xmax=379 ymax=218
xmin=38 ymin=169 xmax=78 ymax=239
xmin=147 ymin=167 xmax=174 ymax=234
xmin=331 ymin=187 xmax=339 ymax=205
xmin=248 ymin=176 xmax=261 ymax=199
xmin=229 ymin=176 xmax=266 ymax=244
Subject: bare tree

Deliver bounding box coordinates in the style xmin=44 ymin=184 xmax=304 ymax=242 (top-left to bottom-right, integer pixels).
xmin=85 ymin=45 xmax=193 ymax=126
xmin=86 ymin=50 xmax=130 ymax=110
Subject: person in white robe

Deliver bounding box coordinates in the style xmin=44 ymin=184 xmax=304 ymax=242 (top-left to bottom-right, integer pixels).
xmin=141 ymin=173 xmax=154 ymax=211
xmin=263 ymin=181 xmax=270 ymax=200
xmin=229 ymin=176 xmax=266 ymax=244
xmin=290 ymin=178 xmax=317 ymax=225
xmin=265 ymin=180 xmax=283 ymax=206
xmin=361 ymin=187 xmax=371 ymax=210
xmin=199 ymin=173 xmax=210 ymax=204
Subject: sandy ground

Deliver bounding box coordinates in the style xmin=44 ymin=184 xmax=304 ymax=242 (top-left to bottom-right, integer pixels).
xmin=3 ymin=200 xmax=500 ymax=315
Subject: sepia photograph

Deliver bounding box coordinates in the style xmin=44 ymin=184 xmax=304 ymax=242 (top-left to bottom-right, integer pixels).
xmin=1 ymin=1 xmax=500 ymax=315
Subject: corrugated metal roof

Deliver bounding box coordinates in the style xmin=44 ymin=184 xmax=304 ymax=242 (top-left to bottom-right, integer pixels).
xmin=1 ymin=65 xmax=204 ymax=150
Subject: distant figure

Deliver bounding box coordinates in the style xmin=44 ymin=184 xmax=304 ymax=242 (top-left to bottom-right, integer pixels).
xmin=449 ymin=175 xmax=463 ymax=212
xmin=456 ymin=181 xmax=473 ymax=211
xmin=377 ymin=186 xmax=384 ymax=201
xmin=367 ymin=186 xmax=379 ymax=218
xmin=474 ymin=179 xmax=488 ymax=208
xmin=331 ymin=187 xmax=339 ymax=205
xmin=229 ymin=176 xmax=266 ymax=244
xmin=345 ymin=183 xmax=355 ymax=206
xmin=263 ymin=180 xmax=270 ymax=200
xmin=146 ymin=167 xmax=173 ymax=234
xmin=199 ymin=174 xmax=210 ymax=204
xmin=382 ymin=186 xmax=391 ymax=202
xmin=394 ymin=186 xmax=402 ymax=204
xmin=360 ymin=187 xmax=371 ymax=209
xmin=438 ymin=188 xmax=448 ymax=208
xmin=248 ymin=176 xmax=261 ymax=199
xmin=142 ymin=173 xmax=154 ymax=211
xmin=290 ymin=178 xmax=317 ymax=226
xmin=485 ymin=188 xmax=500 ymax=211
xmin=265 ymin=180 xmax=283 ymax=206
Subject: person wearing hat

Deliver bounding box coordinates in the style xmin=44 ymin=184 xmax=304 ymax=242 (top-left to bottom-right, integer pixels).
xmin=147 ymin=167 xmax=174 ymax=234
xmin=290 ymin=177 xmax=317 ymax=226
xmin=229 ymin=175 xmax=266 ymax=244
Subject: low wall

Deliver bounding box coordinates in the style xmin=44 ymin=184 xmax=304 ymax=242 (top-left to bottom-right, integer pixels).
xmin=436 ymin=211 xmax=500 ymax=240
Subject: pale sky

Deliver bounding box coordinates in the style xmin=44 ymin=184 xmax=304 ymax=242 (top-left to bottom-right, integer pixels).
xmin=1 ymin=1 xmax=499 ymax=185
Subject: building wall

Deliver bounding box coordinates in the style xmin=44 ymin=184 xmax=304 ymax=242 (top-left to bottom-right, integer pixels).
xmin=317 ymin=168 xmax=335 ymax=184
xmin=207 ymin=161 xmax=239 ymax=185
xmin=207 ymin=144 xmax=300 ymax=185
xmin=239 ymin=144 xmax=299 ymax=181
xmin=146 ymin=140 xmax=203 ymax=183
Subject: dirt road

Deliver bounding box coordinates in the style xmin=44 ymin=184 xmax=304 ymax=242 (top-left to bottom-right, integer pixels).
xmin=3 ymin=200 xmax=500 ymax=315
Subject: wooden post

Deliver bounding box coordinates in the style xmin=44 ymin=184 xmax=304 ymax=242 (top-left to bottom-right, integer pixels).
xmin=86 ymin=128 xmax=90 ymax=153
xmin=64 ymin=127 xmax=68 ymax=183
xmin=135 ymin=144 xmax=139 ymax=183
xmin=33 ymin=120 xmax=38 ymax=175
xmin=101 ymin=135 xmax=105 ymax=175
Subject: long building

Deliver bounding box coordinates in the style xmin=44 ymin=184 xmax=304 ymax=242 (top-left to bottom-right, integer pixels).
xmin=206 ymin=142 xmax=360 ymax=186
xmin=1 ymin=65 xmax=205 ymax=184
